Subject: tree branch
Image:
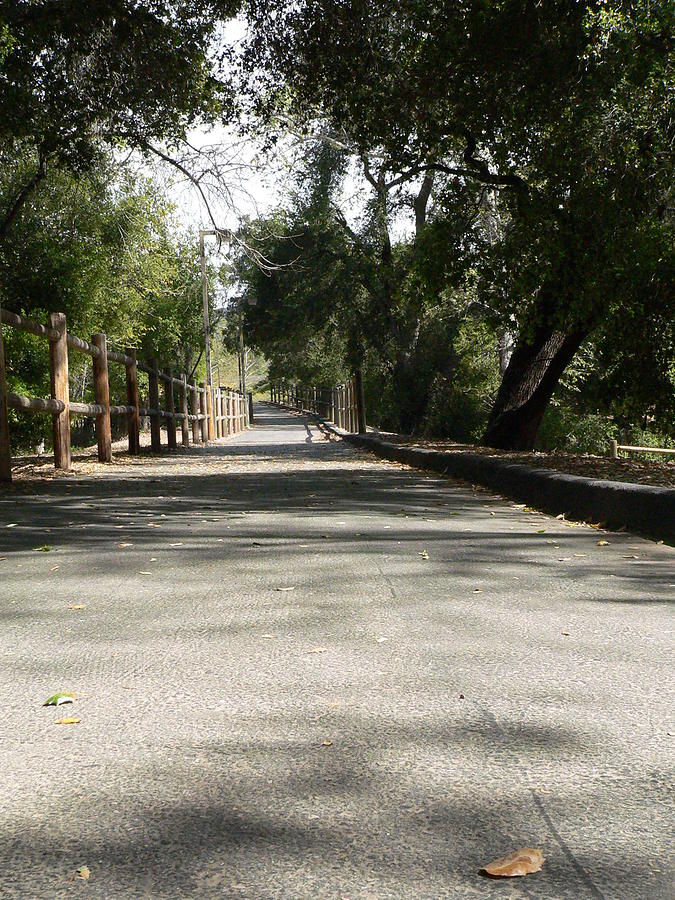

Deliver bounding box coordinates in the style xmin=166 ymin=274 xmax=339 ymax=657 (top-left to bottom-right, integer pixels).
xmin=0 ymin=152 xmax=47 ymax=244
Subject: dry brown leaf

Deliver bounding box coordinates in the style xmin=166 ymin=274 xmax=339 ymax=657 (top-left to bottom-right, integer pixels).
xmin=479 ymin=848 xmax=544 ymax=878
xmin=139 ymin=571 xmax=152 ymax=575
xmin=76 ymin=865 xmax=90 ymax=880
xmin=561 ymin=630 xmax=570 ymax=636
xmin=118 ymin=542 xmax=133 ymax=548
xmin=56 ymin=716 xmax=81 ymax=725
xmin=68 ymin=604 xmax=86 ymax=610
xmin=321 ymin=740 xmax=333 ymax=747
xmin=50 ymin=565 xmax=60 ymax=571
xmin=596 ymin=540 xmax=610 ymax=546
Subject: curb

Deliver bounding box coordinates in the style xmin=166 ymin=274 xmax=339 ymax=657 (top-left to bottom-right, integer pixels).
xmin=272 ymin=404 xmax=675 ymax=544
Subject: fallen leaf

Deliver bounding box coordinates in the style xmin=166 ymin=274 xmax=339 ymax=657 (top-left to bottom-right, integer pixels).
xmin=459 ymin=693 xmax=465 ymax=700
xmin=321 ymin=740 xmax=333 ymax=747
xmin=118 ymin=542 xmax=133 ymax=548
xmin=473 ymin=589 xmax=482 ymax=593
xmin=419 ymin=550 xmax=429 ymax=560
xmin=50 ymin=565 xmax=60 ymax=571
xmin=308 ymin=647 xmax=328 ymax=654
xmin=56 ymin=716 xmax=81 ymax=725
xmin=139 ymin=571 xmax=152 ymax=575
xmin=43 ymin=692 xmax=76 ymax=706
xmin=596 ymin=540 xmax=610 ymax=546
xmin=76 ymin=865 xmax=90 ymax=881
xmin=479 ymin=848 xmax=545 ymax=878
xmin=536 ymin=529 xmax=546 ymax=533
xmin=68 ymin=604 xmax=86 ymax=610
xmin=561 ymin=630 xmax=570 ymax=636
xmin=276 ymin=586 xmax=295 ymax=592
xmin=33 ymin=545 xmax=52 ymax=552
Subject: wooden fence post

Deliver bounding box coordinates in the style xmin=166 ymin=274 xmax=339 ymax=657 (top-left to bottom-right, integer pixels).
xmin=248 ymin=392 xmax=254 ymax=425
xmin=50 ymin=312 xmax=71 ymax=469
xmin=148 ymin=360 xmax=161 ymax=452
xmin=355 ymin=368 xmax=367 ymax=434
xmin=199 ymin=382 xmax=208 ymax=442
xmin=125 ymin=348 xmax=140 ymax=455
xmin=190 ymin=382 xmax=200 ymax=443
xmin=92 ymin=333 xmax=112 ymax=462
xmin=0 ymin=309 xmax=11 ymax=482
xmin=180 ymin=374 xmax=190 ymax=446
xmin=165 ymin=368 xmax=177 ymax=449
xmin=218 ymin=387 xmax=224 ymax=438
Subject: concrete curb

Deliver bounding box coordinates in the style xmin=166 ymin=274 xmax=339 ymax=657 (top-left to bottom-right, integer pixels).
xmin=271 ymin=404 xmax=675 ymax=544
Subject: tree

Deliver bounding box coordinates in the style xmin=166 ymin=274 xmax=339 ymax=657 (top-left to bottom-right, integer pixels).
xmin=242 ymin=0 xmax=674 ymax=448
xmin=0 ymin=0 xmax=240 ymax=240
xmin=0 ymin=156 xmax=215 ymax=449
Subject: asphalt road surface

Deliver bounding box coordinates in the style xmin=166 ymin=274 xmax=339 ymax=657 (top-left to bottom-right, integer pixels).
xmin=0 ymin=404 xmax=672 ymax=899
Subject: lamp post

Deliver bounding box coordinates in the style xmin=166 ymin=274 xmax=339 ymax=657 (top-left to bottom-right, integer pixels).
xmin=199 ymin=228 xmax=231 ymax=386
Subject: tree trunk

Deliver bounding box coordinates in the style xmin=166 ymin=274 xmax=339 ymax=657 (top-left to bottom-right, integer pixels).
xmin=0 ymin=154 xmax=47 ymax=244
xmin=483 ymin=322 xmax=588 ymax=450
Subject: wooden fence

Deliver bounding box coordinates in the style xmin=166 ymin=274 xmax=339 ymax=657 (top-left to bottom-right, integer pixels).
xmin=0 ymin=305 xmax=249 ymax=482
xmin=270 ymin=372 xmax=366 ymax=434
xmin=610 ymin=439 xmax=675 ymax=459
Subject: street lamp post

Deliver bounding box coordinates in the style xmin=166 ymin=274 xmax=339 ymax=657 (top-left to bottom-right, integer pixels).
xmin=199 ymin=228 xmax=231 ymax=386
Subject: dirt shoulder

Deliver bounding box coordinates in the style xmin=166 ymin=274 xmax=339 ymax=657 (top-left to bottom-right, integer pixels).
xmin=367 ymin=432 xmax=675 ymax=489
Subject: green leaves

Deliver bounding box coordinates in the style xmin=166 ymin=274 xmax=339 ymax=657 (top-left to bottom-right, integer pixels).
xmin=42 ymin=692 xmax=76 ymax=707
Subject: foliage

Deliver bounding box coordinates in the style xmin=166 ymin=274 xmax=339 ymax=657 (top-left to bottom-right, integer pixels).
xmin=0 ymin=158 xmax=214 ymax=450
xmin=241 ymin=1 xmax=675 ymax=449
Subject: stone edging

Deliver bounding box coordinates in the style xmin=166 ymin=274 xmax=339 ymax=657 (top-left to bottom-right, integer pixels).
xmin=271 ymin=404 xmax=674 ymax=545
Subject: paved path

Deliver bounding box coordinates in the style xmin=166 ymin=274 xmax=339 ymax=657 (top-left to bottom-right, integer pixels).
xmin=0 ymin=405 xmax=672 ymax=899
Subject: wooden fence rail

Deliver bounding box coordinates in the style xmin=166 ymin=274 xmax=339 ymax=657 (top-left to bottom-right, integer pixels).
xmin=270 ymin=372 xmax=366 ymax=435
xmin=609 ymin=439 xmax=675 ymax=459
xmin=0 ymin=305 xmax=250 ymax=482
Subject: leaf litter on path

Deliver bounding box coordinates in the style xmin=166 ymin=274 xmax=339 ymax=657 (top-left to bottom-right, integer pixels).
xmin=479 ymin=848 xmax=545 ymax=878
xmin=43 ymin=692 xmax=76 ymax=706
